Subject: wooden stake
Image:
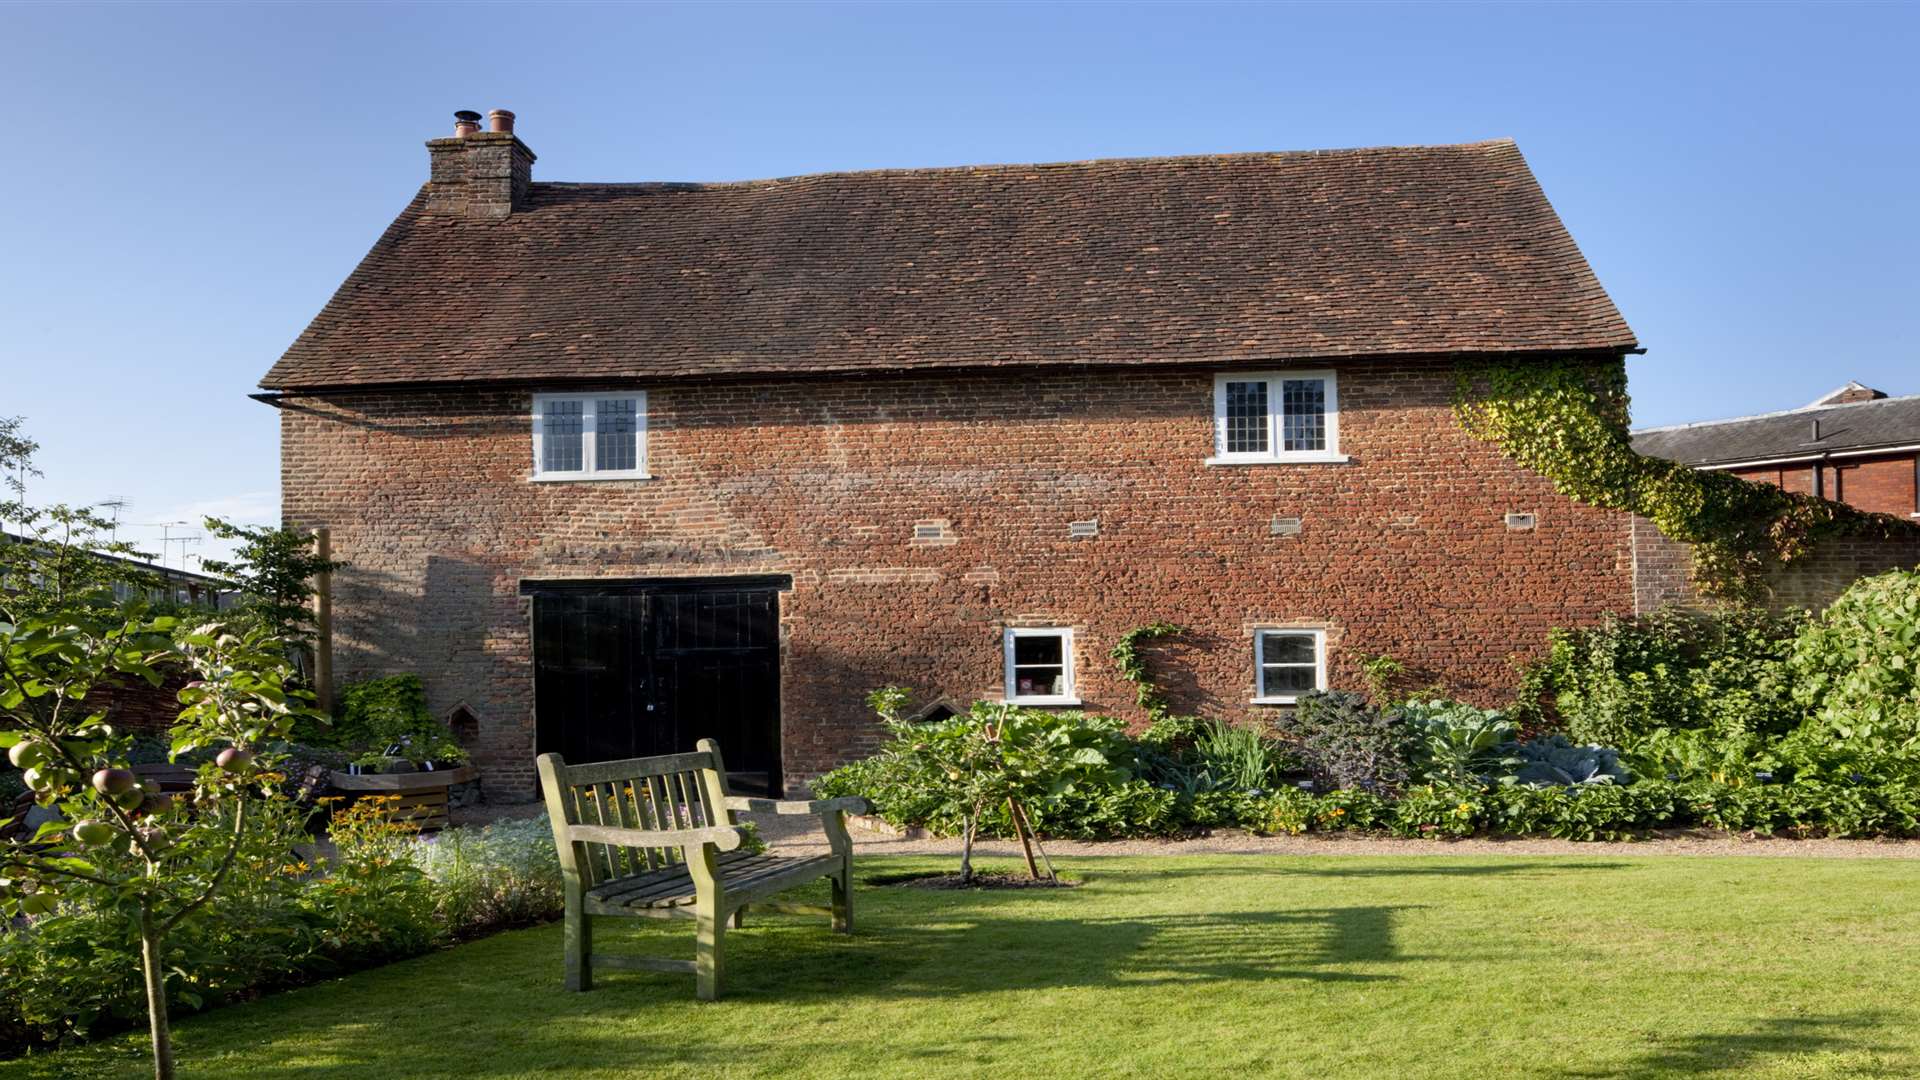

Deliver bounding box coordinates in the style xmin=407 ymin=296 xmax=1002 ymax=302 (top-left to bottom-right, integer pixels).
xmin=312 ymin=527 xmax=334 ymax=714
xmin=1008 ymin=797 xmax=1041 ymax=879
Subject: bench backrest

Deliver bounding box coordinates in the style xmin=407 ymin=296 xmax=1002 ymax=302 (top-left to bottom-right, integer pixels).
xmin=536 ymin=740 xmax=738 ymax=887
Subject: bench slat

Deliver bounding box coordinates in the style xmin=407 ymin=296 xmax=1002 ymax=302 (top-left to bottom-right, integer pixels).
xmin=558 ymin=753 xmax=716 ymax=787
xmin=586 ymin=853 xmax=836 ymax=910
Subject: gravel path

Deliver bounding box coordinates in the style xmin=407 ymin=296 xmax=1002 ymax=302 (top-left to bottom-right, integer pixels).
xmin=451 ymin=800 xmax=1920 ymax=860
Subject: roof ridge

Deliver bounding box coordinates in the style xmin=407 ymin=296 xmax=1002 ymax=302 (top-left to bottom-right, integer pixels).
xmin=534 ymin=139 xmax=1522 ymax=190
xmin=1632 ymin=390 xmax=1920 ymax=434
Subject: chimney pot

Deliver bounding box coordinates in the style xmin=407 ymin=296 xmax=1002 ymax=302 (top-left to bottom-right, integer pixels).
xmin=453 ymin=110 xmax=483 ymax=137
xmin=489 ymin=109 xmax=516 ymax=134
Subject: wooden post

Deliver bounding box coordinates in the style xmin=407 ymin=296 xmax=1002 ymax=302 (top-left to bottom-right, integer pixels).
xmin=312 ymin=527 xmax=334 ymax=714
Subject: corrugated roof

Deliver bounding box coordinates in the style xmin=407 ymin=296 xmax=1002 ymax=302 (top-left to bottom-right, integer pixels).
xmin=262 ymin=139 xmax=1637 ymax=390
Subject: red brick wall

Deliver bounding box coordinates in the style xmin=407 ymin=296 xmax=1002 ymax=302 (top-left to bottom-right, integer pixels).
xmin=1727 ymin=453 xmax=1918 ymax=517
xmin=1631 ymin=514 xmax=1920 ymax=614
xmin=280 ymin=358 xmax=1637 ymax=799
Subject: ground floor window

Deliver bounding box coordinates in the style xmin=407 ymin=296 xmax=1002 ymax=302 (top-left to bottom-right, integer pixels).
xmin=1252 ymin=627 xmax=1326 ymax=704
xmin=1004 ymin=627 xmax=1078 ymax=705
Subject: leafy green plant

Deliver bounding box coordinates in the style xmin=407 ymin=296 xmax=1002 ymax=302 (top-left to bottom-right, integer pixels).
xmin=315 ymin=675 xmax=467 ymax=769
xmin=1403 ymin=699 xmax=1521 ymax=785
xmin=1274 ymin=690 xmax=1418 ymax=792
xmin=1511 ymin=735 xmax=1633 ymax=787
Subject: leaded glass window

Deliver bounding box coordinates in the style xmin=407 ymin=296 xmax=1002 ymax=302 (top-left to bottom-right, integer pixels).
xmin=532 ymin=393 xmax=648 ymax=479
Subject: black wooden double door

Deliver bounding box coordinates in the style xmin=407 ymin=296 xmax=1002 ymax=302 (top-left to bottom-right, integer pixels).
xmin=529 ymin=578 xmax=784 ymax=795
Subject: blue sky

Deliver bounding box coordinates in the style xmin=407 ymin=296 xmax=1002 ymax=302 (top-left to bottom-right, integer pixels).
xmin=3 ymin=1 xmax=1915 ymax=568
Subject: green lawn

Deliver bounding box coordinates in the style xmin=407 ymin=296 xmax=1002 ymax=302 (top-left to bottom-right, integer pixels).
xmin=8 ymin=854 xmax=1919 ymax=1079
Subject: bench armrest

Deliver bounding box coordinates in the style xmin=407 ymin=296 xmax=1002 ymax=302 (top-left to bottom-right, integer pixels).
xmin=567 ymin=822 xmax=746 ymax=852
xmin=724 ymin=795 xmax=869 ymax=817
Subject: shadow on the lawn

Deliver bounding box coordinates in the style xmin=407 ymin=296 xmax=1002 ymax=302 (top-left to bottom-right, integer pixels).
xmin=1058 ymin=860 xmax=1633 ymax=895
xmin=1558 ymin=1012 xmax=1888 ymax=1077
xmin=142 ymin=900 xmax=1413 ymax=1078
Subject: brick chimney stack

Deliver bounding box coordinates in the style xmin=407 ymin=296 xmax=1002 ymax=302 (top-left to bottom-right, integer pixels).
xmin=427 ymin=108 xmax=536 ymax=221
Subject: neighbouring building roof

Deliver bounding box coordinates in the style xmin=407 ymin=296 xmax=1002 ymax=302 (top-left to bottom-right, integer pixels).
xmin=1632 ymin=388 xmax=1920 ymax=467
xmin=261 ymin=138 xmax=1636 ymax=390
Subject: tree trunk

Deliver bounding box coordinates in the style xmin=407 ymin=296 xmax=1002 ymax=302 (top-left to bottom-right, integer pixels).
xmin=958 ymin=802 xmax=981 ymax=884
xmin=140 ymin=909 xmax=173 ymax=1080
xmin=1007 ymin=798 xmax=1040 ymax=879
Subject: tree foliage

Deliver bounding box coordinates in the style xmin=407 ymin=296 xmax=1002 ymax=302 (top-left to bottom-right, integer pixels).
xmin=0 ymin=612 xmax=321 ymax=1079
xmin=198 ymin=518 xmax=342 ymax=645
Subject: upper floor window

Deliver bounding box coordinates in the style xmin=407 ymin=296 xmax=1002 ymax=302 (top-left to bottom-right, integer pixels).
xmin=1209 ymin=371 xmax=1345 ymax=464
xmin=531 ymin=392 xmax=649 ymax=481
xmin=1004 ymin=627 xmax=1079 ymax=705
xmin=1251 ymin=627 xmax=1327 ymax=704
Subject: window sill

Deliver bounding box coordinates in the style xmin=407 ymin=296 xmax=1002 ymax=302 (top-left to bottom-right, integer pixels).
xmin=1250 ymin=696 xmax=1307 ymax=706
xmin=1007 ymin=696 xmax=1083 ymax=707
xmin=529 ymin=472 xmax=653 ymax=483
xmin=1205 ymin=453 xmax=1351 ymax=466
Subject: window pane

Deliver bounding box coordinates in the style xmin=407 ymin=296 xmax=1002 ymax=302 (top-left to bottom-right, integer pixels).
xmin=1224 ymin=381 xmax=1270 ymax=454
xmin=595 ymin=398 xmax=638 ymax=472
xmin=1281 ymin=379 xmax=1326 ymax=452
xmin=542 ymin=400 xmax=584 ymax=472
xmin=1261 ymin=664 xmax=1317 ymax=697
xmin=1260 ymin=631 xmax=1316 ymax=665
xmin=1014 ymin=666 xmax=1066 ymax=697
xmin=1013 ymin=634 xmax=1063 ymax=666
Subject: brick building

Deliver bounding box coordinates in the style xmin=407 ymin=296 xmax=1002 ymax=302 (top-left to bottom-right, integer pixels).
xmin=259 ymin=110 xmax=1647 ymax=800
xmin=1633 ymin=383 xmax=1920 ymax=519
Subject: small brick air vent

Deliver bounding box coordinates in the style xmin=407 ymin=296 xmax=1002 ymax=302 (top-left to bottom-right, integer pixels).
xmin=1271 ymin=516 xmax=1304 ymax=536
xmin=910 ymin=519 xmax=957 ymax=546
xmin=1068 ymin=519 xmax=1099 ymax=539
xmin=1505 ymin=512 xmax=1537 ymax=531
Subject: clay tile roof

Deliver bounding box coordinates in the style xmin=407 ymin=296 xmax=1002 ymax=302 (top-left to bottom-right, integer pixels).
xmin=1633 ymin=392 xmax=1920 ymax=467
xmin=260 ymin=138 xmax=1636 ymax=390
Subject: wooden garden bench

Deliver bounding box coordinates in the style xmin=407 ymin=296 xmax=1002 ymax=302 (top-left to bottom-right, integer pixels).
xmin=536 ymin=739 xmax=866 ymax=1001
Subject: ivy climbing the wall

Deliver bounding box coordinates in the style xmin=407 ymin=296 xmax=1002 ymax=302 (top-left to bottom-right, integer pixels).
xmin=1452 ymin=360 xmax=1918 ymax=602
xmin=1109 ymin=622 xmax=1186 ymax=720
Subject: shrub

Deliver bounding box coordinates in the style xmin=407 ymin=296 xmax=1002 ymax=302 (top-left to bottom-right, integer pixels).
xmin=299 ymin=797 xmax=439 ymax=964
xmin=412 ymin=814 xmax=564 ymax=935
xmin=1311 ymin=787 xmax=1393 ymax=832
xmin=1275 ymin=690 xmax=1418 ymax=792
xmin=1525 ymin=608 xmax=1803 ymax=747
xmin=308 ymin=675 xmax=467 ymax=769
xmin=1258 ymin=787 xmax=1317 ymax=835
xmin=1788 ymin=569 xmax=1920 ymax=748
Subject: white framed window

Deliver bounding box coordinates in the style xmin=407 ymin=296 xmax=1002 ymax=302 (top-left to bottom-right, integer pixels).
xmin=1252 ymin=627 xmax=1327 ymax=704
xmin=531 ymin=392 xmax=649 ymax=481
xmin=1208 ymin=370 xmax=1346 ymax=464
xmin=1003 ymin=627 xmax=1079 ymax=705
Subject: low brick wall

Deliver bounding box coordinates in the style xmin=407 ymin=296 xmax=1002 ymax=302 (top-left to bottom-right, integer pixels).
xmin=1632 ymin=515 xmax=1920 ymax=613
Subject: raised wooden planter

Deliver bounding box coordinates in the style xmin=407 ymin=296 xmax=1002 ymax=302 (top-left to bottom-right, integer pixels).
xmin=330 ymin=764 xmax=479 ymax=833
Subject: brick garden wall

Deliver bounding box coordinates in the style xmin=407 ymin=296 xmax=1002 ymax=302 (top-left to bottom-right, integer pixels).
xmin=1631 ymin=515 xmax=1920 ymax=614
xmin=279 ymin=358 xmax=1638 ymax=800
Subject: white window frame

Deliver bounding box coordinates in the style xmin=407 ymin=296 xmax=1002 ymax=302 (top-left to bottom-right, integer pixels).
xmin=1207 ymin=370 xmax=1347 ymax=464
xmin=1251 ymin=626 xmax=1327 ymax=705
xmin=1003 ymin=627 xmax=1079 ymax=706
xmin=530 ymin=392 xmax=650 ymax=481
